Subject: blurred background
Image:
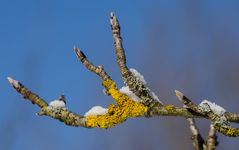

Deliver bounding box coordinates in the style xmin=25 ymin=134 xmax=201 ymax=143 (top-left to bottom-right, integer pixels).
xmin=1 ymin=0 xmax=239 ymax=150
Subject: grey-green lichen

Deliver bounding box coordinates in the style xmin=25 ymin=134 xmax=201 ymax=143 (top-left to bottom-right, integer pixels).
xmin=8 ymin=77 xmax=239 ymax=136
xmin=123 ymin=70 xmax=162 ymax=108
xmin=39 ymin=107 xmax=86 ymax=127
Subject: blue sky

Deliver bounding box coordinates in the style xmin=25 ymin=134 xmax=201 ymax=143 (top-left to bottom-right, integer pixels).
xmin=1 ymin=1 xmax=239 ymax=150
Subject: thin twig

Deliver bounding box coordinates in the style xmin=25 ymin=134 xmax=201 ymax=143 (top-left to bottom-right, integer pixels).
xmin=175 ymin=90 xmax=205 ymax=115
xmin=175 ymin=90 xmax=239 ymax=137
xmin=7 ymin=77 xmax=48 ymax=108
xmin=187 ymin=118 xmax=204 ymax=150
xmin=206 ymin=124 xmax=218 ymax=150
xmin=7 ymin=77 xmax=87 ymax=127
xmin=110 ymin=12 xmax=162 ymax=108
xmin=74 ymin=47 xmax=111 ymax=80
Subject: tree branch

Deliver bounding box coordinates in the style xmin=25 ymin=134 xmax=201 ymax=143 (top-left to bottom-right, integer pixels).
xmin=186 ymin=118 xmax=204 ymax=150
xmin=110 ymin=12 xmax=163 ymax=108
xmin=7 ymin=77 xmax=87 ymax=127
xmin=175 ymin=90 xmax=239 ymax=137
xmin=74 ymin=47 xmax=111 ymax=80
xmin=7 ymin=12 xmax=239 ymax=150
xmin=206 ymin=124 xmax=218 ymax=150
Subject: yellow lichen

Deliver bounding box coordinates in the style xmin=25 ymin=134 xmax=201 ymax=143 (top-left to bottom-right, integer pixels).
xmin=226 ymin=128 xmax=238 ymax=136
xmin=165 ymin=104 xmax=175 ymax=111
xmin=85 ymin=79 xmax=148 ymax=128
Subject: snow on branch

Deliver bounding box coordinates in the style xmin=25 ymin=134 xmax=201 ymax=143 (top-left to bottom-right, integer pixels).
xmin=84 ymin=106 xmax=108 ymax=116
xmin=129 ymin=68 xmax=147 ymax=84
xmin=175 ymin=90 xmax=239 ymax=137
xmin=120 ymin=86 xmax=141 ymax=102
xmin=199 ymin=100 xmax=226 ymax=116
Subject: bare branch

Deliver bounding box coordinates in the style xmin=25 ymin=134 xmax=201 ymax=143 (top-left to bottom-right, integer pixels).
xmin=7 ymin=77 xmax=48 ymax=108
xmin=175 ymin=90 xmax=205 ymax=115
xmin=110 ymin=12 xmax=128 ymax=74
xmin=74 ymin=47 xmax=111 ymax=80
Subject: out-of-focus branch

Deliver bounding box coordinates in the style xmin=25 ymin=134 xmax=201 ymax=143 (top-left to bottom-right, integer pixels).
xmin=110 ymin=12 xmax=162 ymax=108
xmin=206 ymin=124 xmax=218 ymax=150
xmin=187 ymin=118 xmax=204 ymax=150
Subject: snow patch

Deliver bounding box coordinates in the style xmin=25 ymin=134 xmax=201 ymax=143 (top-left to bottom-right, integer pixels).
xmin=84 ymin=106 xmax=108 ymax=116
xmin=119 ymin=86 xmax=141 ymax=102
xmin=199 ymin=100 xmax=226 ymax=116
xmin=149 ymin=91 xmax=160 ymax=102
xmin=129 ymin=68 xmax=147 ymax=84
xmin=49 ymin=100 xmax=66 ymax=108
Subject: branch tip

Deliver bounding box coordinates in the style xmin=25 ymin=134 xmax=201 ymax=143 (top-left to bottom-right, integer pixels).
xmin=7 ymin=77 xmax=20 ymax=88
xmin=74 ymin=47 xmax=86 ymax=59
xmin=175 ymin=90 xmax=184 ymax=100
xmin=110 ymin=12 xmax=117 ymax=26
xmin=110 ymin=12 xmax=114 ymax=18
xmin=73 ymin=45 xmax=77 ymax=50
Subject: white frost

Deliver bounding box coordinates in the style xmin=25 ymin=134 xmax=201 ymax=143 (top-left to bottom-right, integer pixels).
xmin=84 ymin=106 xmax=108 ymax=116
xmin=119 ymin=86 xmax=141 ymax=102
xmin=129 ymin=68 xmax=147 ymax=84
xmin=49 ymin=100 xmax=66 ymax=108
xmin=199 ymin=100 xmax=226 ymax=116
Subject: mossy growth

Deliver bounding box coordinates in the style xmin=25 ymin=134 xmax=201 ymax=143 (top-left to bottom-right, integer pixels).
xmin=85 ymin=79 xmax=148 ymax=128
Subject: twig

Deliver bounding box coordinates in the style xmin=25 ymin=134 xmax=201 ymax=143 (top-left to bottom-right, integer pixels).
xmin=206 ymin=124 xmax=218 ymax=150
xmin=7 ymin=77 xmax=48 ymax=108
xmin=175 ymin=90 xmax=239 ymax=137
xmin=74 ymin=47 xmax=111 ymax=80
xmin=175 ymin=90 xmax=205 ymax=115
xmin=187 ymin=118 xmax=204 ymax=150
xmin=110 ymin=12 xmax=162 ymax=108
xmin=7 ymin=77 xmax=86 ymax=127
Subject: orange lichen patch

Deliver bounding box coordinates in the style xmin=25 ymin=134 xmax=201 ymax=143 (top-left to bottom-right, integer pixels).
xmin=85 ymin=79 xmax=148 ymax=128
